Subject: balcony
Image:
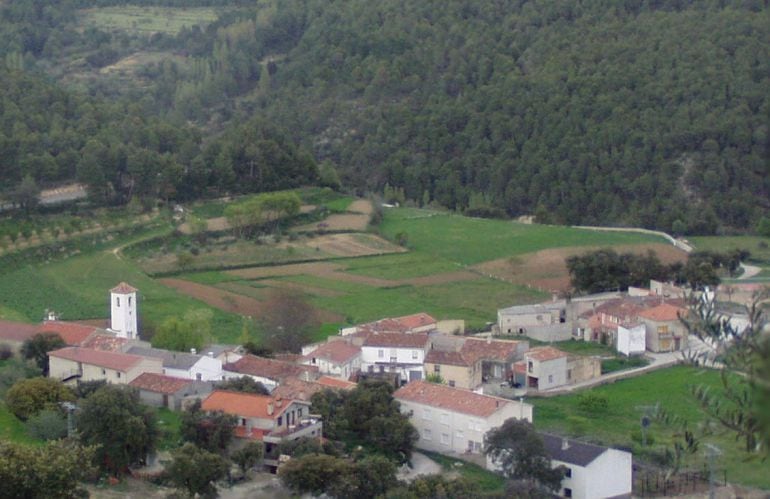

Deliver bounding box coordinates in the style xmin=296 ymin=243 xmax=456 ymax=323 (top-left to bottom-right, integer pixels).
xmin=263 ymin=418 xmax=323 ymax=444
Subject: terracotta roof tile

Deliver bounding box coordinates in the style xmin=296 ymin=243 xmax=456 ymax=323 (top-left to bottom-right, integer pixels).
xmin=79 ymin=333 xmax=128 ymax=352
xmin=201 ymin=390 xmax=301 ymax=419
xmin=37 ymin=321 xmax=98 ymax=345
xmin=302 ymin=342 xmax=361 ymax=364
xmin=637 ymin=303 xmax=686 ymax=322
xmin=316 ymin=376 xmax=357 ymax=390
xmin=129 ymin=373 xmax=191 ymax=394
xmin=461 ymin=338 xmax=521 ymax=363
xmin=224 ymin=355 xmax=318 ymax=382
xmin=111 ymin=282 xmax=138 ymax=294
xmin=395 ymin=381 xmax=513 ymax=418
xmin=49 ymin=346 xmax=148 ymax=371
xmin=525 ymin=346 xmax=568 ymax=362
xmin=0 ymin=319 xmax=38 ymax=343
xmin=393 ymin=313 xmax=436 ymax=330
xmin=425 ymin=350 xmax=469 ymax=366
xmin=363 ymin=332 xmax=430 ymax=349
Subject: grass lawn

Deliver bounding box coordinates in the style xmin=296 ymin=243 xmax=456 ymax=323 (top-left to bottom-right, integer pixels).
xmin=311 ymin=278 xmax=545 ymax=329
xmin=0 ymin=251 xmax=243 ymax=343
xmin=0 ymin=402 xmax=41 ymax=445
xmin=79 ymin=6 xmax=221 ymax=35
xmin=530 ymin=366 xmax=769 ymax=489
xmin=689 ymin=236 xmax=770 ymax=264
xmin=379 ymin=208 xmax=665 ymax=265
xmin=335 ymin=252 xmax=462 ymax=280
xmin=156 ymin=407 xmax=182 ymax=450
xmin=421 ymin=450 xmax=505 ymax=494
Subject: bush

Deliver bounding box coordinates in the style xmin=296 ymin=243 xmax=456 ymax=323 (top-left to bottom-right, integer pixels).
xmin=0 ymin=344 xmax=12 ymax=360
xmin=577 ymin=393 xmax=609 ymax=414
xmin=631 ymin=429 xmax=656 ymax=447
xmin=26 ymin=409 xmax=68 ymax=441
xmin=5 ymin=377 xmax=75 ymax=421
xmin=231 ymin=441 xmax=264 ymax=472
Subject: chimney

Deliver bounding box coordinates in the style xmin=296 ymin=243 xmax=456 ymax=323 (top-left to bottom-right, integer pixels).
xmin=267 ymin=402 xmax=274 ymax=416
xmin=190 ymin=348 xmax=197 ymax=355
xmin=561 ymin=438 xmax=570 ymax=451
xmin=208 ymin=351 xmax=214 ymax=358
xmin=275 ymin=397 xmax=283 ymax=408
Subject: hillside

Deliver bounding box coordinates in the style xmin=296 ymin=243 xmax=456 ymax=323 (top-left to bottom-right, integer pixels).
xmin=0 ymin=0 xmax=768 ymax=234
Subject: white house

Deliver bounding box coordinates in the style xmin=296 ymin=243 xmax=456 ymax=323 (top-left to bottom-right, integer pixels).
xmin=361 ymin=332 xmax=431 ymax=383
xmin=395 ymin=381 xmax=533 ymax=458
xmin=541 ymin=434 xmax=632 ymax=499
xmin=617 ymin=323 xmax=646 ymax=356
xmin=300 ymin=340 xmax=361 ymax=379
xmin=126 ymin=346 xmax=223 ymax=381
xmin=110 ymin=282 xmax=138 ymax=340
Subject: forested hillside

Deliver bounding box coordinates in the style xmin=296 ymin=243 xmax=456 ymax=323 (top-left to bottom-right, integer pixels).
xmin=0 ymin=0 xmax=768 ymax=234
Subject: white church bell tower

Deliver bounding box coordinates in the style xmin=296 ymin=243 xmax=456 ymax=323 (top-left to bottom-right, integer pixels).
xmin=110 ymin=282 xmax=138 ymax=339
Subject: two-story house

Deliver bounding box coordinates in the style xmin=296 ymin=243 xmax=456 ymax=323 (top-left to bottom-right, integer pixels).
xmin=515 ymin=346 xmax=569 ymax=391
xmin=638 ymin=302 xmax=688 ymax=352
xmin=222 ymin=355 xmax=319 ymax=391
xmin=48 ymin=346 xmax=162 ymax=385
xmin=424 ymin=336 xmax=527 ymax=389
xmin=361 ymin=332 xmax=431 ymax=383
xmin=541 ymin=434 xmax=632 ymax=499
xmin=395 ymin=381 xmax=533 ymax=459
xmin=300 ymin=340 xmax=361 ymax=380
xmin=201 ymin=390 xmax=322 ymax=470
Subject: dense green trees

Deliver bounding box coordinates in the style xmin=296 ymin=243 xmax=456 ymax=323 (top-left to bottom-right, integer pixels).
xmin=180 ymin=399 xmax=237 ymax=454
xmin=5 ymin=376 xmax=75 ymax=421
xmin=167 ymin=443 xmax=229 ymax=499
xmin=21 ymin=332 xmax=66 ymax=375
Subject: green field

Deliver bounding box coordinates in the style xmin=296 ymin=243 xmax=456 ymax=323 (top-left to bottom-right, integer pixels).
xmin=0 ymin=402 xmax=41 ymax=446
xmin=530 ymin=366 xmax=769 ymax=489
xmin=422 ymin=450 xmax=505 ymax=494
xmin=335 ymin=252 xmax=462 ymax=280
xmin=689 ymin=236 xmax=770 ymax=263
xmin=79 ymin=6 xmax=221 ymax=35
xmin=379 ymin=208 xmax=665 ymax=265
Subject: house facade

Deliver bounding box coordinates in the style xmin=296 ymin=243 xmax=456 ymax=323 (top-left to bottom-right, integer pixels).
xmin=300 ymin=340 xmax=361 ymax=379
xmin=541 ymin=434 xmax=632 ymax=499
xmin=126 ymin=346 xmax=223 ymax=381
xmin=129 ymin=372 xmax=213 ymax=410
xmin=515 ymin=346 xmax=569 ymax=391
xmin=361 ymin=332 xmax=430 ymax=383
xmin=222 ymin=355 xmax=319 ymax=391
xmin=395 ymin=381 xmax=533 ymax=459
xmin=48 ymin=346 xmax=162 ymax=385
xmin=638 ymin=303 xmax=688 ymax=352
xmin=497 ymin=302 xmax=573 ymax=342
xmin=617 ymin=323 xmax=646 ymax=356
xmin=424 ymin=336 xmax=527 ymax=389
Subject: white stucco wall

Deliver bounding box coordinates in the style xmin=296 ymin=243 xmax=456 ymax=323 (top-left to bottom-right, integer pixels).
xmin=556 ymin=448 xmax=632 ymax=499
xmin=617 ymin=324 xmax=646 ymax=356
xmin=110 ymin=291 xmax=137 ymax=339
xmin=529 ymin=356 xmax=567 ymax=390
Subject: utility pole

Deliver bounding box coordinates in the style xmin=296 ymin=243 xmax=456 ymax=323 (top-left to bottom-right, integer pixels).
xmin=704 ymin=443 xmax=722 ymax=499
xmin=634 ymin=403 xmax=659 ymax=447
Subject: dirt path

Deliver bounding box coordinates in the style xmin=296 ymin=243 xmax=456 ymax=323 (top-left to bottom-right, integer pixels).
xmin=160 ymin=278 xmax=266 ymax=315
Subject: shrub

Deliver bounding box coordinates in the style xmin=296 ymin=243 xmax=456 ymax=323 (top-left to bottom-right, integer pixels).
xmin=26 ymin=409 xmax=68 ymax=441
xmin=0 ymin=344 xmax=12 ymax=360
xmin=577 ymin=393 xmax=609 ymax=414
xmin=631 ymin=429 xmax=656 ymax=446
xmin=5 ymin=377 xmax=75 ymax=421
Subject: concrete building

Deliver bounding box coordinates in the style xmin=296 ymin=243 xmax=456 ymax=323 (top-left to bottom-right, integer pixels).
xmin=638 ymin=303 xmax=688 ymax=352
xmin=300 ymin=341 xmax=361 ymax=379
xmin=617 ymin=323 xmax=646 ymax=356
xmin=126 ymin=346 xmax=223 ymax=381
xmin=395 ymin=381 xmax=532 ymax=460
xmin=424 ymin=336 xmax=527 ymax=389
xmin=129 ymin=372 xmax=213 ymax=410
xmin=222 ymin=355 xmax=319 ymax=391
xmin=515 ymin=346 xmax=569 ymax=391
xmin=48 ymin=346 xmax=162 ymax=385
xmin=361 ymin=332 xmax=431 ymax=383
xmin=541 ymin=434 xmax=632 ymax=499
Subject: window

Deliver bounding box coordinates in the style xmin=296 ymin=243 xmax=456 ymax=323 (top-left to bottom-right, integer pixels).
xmin=434 ymin=364 xmax=441 ymax=373
xmin=128 ymin=297 xmax=132 ymax=306
xmin=312 ymin=357 xmax=316 ymax=364
xmin=548 ymin=374 xmax=553 ymax=383
xmin=441 ymin=433 xmax=450 ymax=445
xmin=378 ymin=349 xmax=384 ymax=358
xmin=422 ymin=408 xmax=431 ymax=420
xmin=565 ymin=467 xmax=572 ymax=478
xmin=455 ymin=430 xmax=464 ymax=440
xmin=440 ymin=413 xmax=449 ymax=425
xmin=423 ymin=429 xmax=432 ymax=441
xmin=278 ymin=416 xmax=283 ymax=426
xmin=564 ymin=488 xmax=572 ymax=498
xmin=298 ymin=408 xmax=303 ymax=417
xmin=567 ymin=369 xmax=572 ymax=380
xmin=412 ymin=350 xmax=418 ymax=360
xmin=116 ymin=297 xmax=120 ymax=307
xmin=101 ymin=369 xmax=106 ymax=375
xmin=474 ymin=441 xmax=482 ymax=452
xmin=116 ymin=372 xmax=121 ymax=379
xmin=241 ymin=418 xmax=246 ymax=426
xmin=196 ymin=373 xmax=202 ymax=381
xmin=527 ymin=361 xmax=534 ymax=373
xmin=448 ymin=380 xmax=455 ymax=387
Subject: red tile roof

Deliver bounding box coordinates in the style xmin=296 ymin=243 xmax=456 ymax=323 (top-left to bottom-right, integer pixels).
xmin=0 ymin=319 xmax=38 ymax=343
xmin=224 ymin=355 xmax=318 ymax=382
xmin=637 ymin=303 xmax=686 ymax=322
xmin=111 ymin=282 xmax=138 ymax=294
xmin=425 ymin=349 xmax=468 ymax=366
xmin=363 ymin=332 xmax=430 ymax=349
xmin=395 ymin=380 xmax=512 ymax=418
xmin=525 ymin=346 xmax=568 ymax=362
xmin=393 ymin=313 xmax=436 ymax=330
xmin=271 ymin=378 xmax=324 ymax=402
xmin=302 ymin=341 xmax=361 ymax=364
xmin=358 ymin=313 xmax=437 ymax=334
xmin=424 ymin=338 xmax=522 ymax=367
xmin=38 ymin=321 xmax=99 ymax=345
xmin=78 ymin=333 xmax=128 ymax=352
xmin=49 ymin=346 xmax=147 ymax=371
xmin=316 ymin=376 xmax=357 ymax=390
xmin=129 ymin=373 xmax=191 ymax=394
xmin=201 ymin=390 xmax=298 ymax=419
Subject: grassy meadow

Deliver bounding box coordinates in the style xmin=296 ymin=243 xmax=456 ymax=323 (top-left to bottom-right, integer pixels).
xmin=530 ymin=366 xmax=770 ymax=489
xmin=78 ymin=6 xmax=221 ymax=35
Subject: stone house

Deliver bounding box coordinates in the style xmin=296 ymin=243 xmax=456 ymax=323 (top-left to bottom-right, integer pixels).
xmin=129 ymin=372 xmax=213 ymax=410
xmin=48 ymin=346 xmax=162 ymax=385
xmin=638 ymin=303 xmax=688 ymax=352
xmin=126 ymin=346 xmax=223 ymax=381
xmin=424 ymin=336 xmax=527 ymax=389
xmin=300 ymin=340 xmax=361 ymax=380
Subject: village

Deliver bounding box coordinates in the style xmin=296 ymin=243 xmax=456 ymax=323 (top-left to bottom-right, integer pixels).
xmin=1 ymin=275 xmax=760 ymax=499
